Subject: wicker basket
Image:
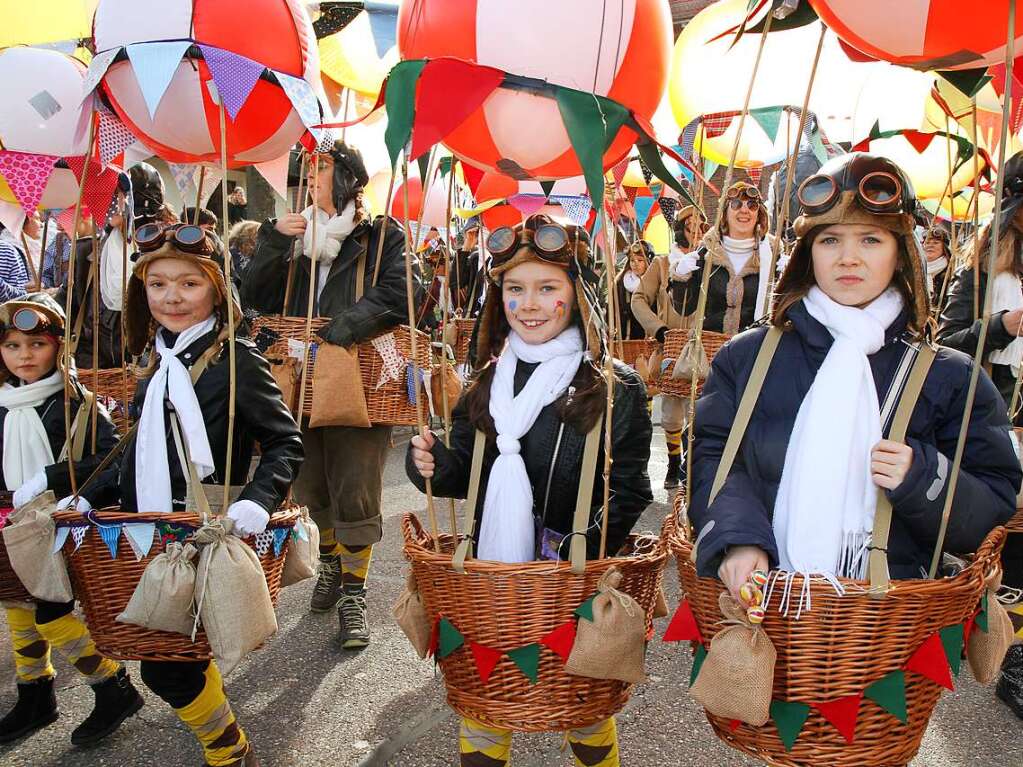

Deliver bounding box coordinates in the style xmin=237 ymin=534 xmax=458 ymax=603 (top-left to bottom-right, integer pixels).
xmin=77 ymin=368 xmax=137 ymax=432
xmin=665 ymin=496 xmax=1004 ymax=767
xmin=55 ymin=508 xmax=297 ymax=662
xmin=401 ymin=513 xmax=666 ymax=732
xmin=0 ymin=492 xmax=31 ymax=602
xmin=1008 ymin=509 xmax=1023 ymax=534
xmin=451 ymin=318 xmax=477 ymax=367
xmin=657 ymin=330 xmax=730 ymax=398
xmin=613 ymin=338 xmax=657 ymax=369
xmin=251 ymin=316 xmax=430 ymax=426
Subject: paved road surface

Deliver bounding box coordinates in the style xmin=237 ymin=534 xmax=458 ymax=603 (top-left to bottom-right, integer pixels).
xmin=1 ymin=429 xmax=1018 ymax=766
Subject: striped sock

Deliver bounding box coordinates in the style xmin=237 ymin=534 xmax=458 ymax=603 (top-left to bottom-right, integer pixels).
xmin=5 ymin=606 xmax=53 ymax=682
xmin=339 ymin=543 xmax=373 ymax=588
xmin=34 ymin=612 xmax=119 ymax=683
xmin=318 ymin=526 xmax=343 ymax=558
xmin=173 ymin=662 xmax=249 ymax=767
xmin=459 ymin=717 xmax=512 ymax=766
xmin=567 ymin=717 xmax=619 ymax=767
xmin=664 ymin=429 xmax=683 ymax=458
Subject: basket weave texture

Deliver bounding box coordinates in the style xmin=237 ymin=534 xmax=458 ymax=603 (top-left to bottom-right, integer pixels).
xmin=657 ymin=329 xmax=730 ymax=398
xmin=665 ymin=494 xmax=1004 ymax=767
xmin=77 ymin=368 xmax=137 ymax=432
xmin=451 ymin=318 xmax=476 ymax=367
xmin=401 ymin=513 xmax=667 ymax=732
xmin=0 ymin=491 xmax=31 ymax=602
xmin=55 ymin=508 xmax=297 ymax=662
xmin=251 ymin=316 xmax=430 ymax=425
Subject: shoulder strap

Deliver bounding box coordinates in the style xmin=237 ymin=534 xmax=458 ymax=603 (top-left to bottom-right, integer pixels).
xmin=354 ymin=229 xmax=370 ymax=302
xmin=69 ymin=268 xmax=95 ymax=354
xmin=868 ymin=343 xmax=936 ymax=597
xmin=452 ymin=429 xmax=487 ymax=573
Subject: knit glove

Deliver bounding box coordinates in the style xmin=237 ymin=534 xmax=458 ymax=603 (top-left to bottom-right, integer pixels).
xmin=13 ymin=470 xmax=48 ymax=508
xmin=672 ymin=252 xmax=700 ymax=279
xmin=227 ymin=500 xmax=270 ymax=536
xmin=57 ymin=495 xmax=93 ymax=513
xmin=318 ymin=316 xmax=355 ymax=348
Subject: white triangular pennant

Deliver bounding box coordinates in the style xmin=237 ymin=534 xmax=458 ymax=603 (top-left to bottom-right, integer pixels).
xmin=275 ymin=72 xmax=320 ymax=130
xmin=124 ymin=522 xmax=156 ymax=561
xmin=122 ymin=142 xmax=154 ymax=169
xmin=126 ymin=41 xmax=191 ymax=119
xmin=195 ymin=166 xmax=223 ymax=208
xmin=81 ymin=48 xmax=120 ymax=101
xmin=71 ymin=525 xmax=87 ymax=551
xmin=168 ymin=162 xmax=196 ymax=200
xmin=0 ymin=201 xmax=26 ymax=239
xmin=253 ymin=153 xmax=290 ymax=200
xmin=52 ymin=526 xmax=71 ymax=554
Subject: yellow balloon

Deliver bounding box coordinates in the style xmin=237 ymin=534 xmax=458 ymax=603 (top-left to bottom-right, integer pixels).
xmin=644 ymin=213 xmax=672 ymax=255
xmin=319 ymin=11 xmax=398 ymax=98
xmin=921 ymin=188 xmax=995 ymax=223
xmin=0 ymin=0 xmax=97 ymax=48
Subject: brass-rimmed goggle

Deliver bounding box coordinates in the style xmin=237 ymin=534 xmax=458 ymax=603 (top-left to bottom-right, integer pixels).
xmin=135 ymin=223 xmax=214 ymax=256
xmin=486 ymin=221 xmax=576 ymax=267
xmin=797 ymin=170 xmax=905 ymax=216
xmin=3 ymin=308 xmax=58 ymax=335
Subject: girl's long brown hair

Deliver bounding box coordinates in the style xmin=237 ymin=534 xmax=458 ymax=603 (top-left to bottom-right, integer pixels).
xmin=973 ymin=220 xmax=1023 ymax=276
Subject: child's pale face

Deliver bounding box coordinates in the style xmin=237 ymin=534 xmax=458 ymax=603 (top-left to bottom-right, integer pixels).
xmin=1 ymin=331 xmax=57 ymax=384
xmin=501 ymin=261 xmax=576 ymax=345
xmin=144 ymin=258 xmax=217 ymax=333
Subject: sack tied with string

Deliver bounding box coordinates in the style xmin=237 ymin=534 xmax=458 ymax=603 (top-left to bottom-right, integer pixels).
xmin=690 ymin=591 xmax=777 ymax=726
xmin=117 ymin=542 xmax=198 ymax=636
xmin=310 ymin=342 xmax=370 ymax=427
xmin=671 ymin=336 xmax=710 ymax=381
xmin=391 ymin=570 xmax=433 ymax=659
xmin=281 ymin=506 xmax=319 ymax=587
xmin=968 ymin=568 xmax=1015 ymax=684
xmin=565 ymin=567 xmax=647 ymax=683
xmin=1 ymin=492 xmax=73 ymax=603
xmin=193 ymin=518 xmax=277 ymax=675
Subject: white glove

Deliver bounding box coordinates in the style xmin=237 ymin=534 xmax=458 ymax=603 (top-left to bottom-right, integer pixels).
xmin=671 ymin=252 xmax=700 ymax=279
xmin=13 ymin=471 xmax=48 ymax=509
xmin=227 ymin=500 xmax=270 ymax=536
xmin=57 ymin=495 xmax=93 ymax=513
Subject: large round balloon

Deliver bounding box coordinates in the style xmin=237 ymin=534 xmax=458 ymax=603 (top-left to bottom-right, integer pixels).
xmin=0 ymin=47 xmax=93 ymax=210
xmin=809 ymin=0 xmax=1023 ymax=71
xmin=397 ymin=0 xmax=671 ymax=181
xmin=94 ymin=0 xmax=322 ymax=167
xmin=319 ymin=8 xmax=398 ymax=99
xmin=391 ymin=176 xmax=448 ymax=227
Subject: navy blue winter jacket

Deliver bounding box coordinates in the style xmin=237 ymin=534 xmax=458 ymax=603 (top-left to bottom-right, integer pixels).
xmin=690 ymin=301 xmax=1021 ymax=580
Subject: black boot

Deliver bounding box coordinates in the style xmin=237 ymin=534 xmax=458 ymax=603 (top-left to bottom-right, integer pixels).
xmin=663 ymin=454 xmax=682 ymax=490
xmin=70 ymin=667 xmax=144 ymax=746
xmin=0 ymin=676 xmax=58 ymax=743
xmin=996 ymin=644 xmax=1023 ymax=720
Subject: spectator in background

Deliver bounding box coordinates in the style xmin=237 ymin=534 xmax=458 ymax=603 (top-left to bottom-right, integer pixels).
xmin=181 ymin=207 xmax=218 ymax=232
xmin=227 ymin=220 xmax=260 ymax=288
xmin=156 ymin=204 xmax=179 ymax=227
xmin=0 ymin=220 xmax=34 ymax=302
xmin=227 ymin=186 xmax=248 ymax=225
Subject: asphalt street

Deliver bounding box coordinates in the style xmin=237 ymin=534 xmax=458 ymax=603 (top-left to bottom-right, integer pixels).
xmin=0 ymin=428 xmax=1019 ymax=766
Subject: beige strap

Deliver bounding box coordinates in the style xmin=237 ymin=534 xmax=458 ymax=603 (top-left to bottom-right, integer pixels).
xmin=868 ymin=344 xmax=936 ymax=597
xmin=569 ymin=419 xmax=604 ymax=574
xmin=170 ymin=413 xmax=213 ymax=521
xmin=452 ymin=429 xmax=487 ymax=573
xmin=69 ymin=268 xmax=94 ymax=354
xmin=70 ymin=392 xmax=93 ymax=463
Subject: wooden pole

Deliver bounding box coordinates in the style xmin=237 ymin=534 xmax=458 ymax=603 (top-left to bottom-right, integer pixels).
xmin=218 ymin=104 xmax=237 ymax=513
xmin=295 ymin=154 xmax=319 ymax=431
xmin=39 ymin=212 xmax=50 ymax=287
xmin=193 ymin=167 xmax=206 ymax=225
xmin=283 ymin=150 xmax=308 ymax=313
xmin=598 ymin=200 xmax=617 ymax=559
xmin=90 ymin=223 xmax=99 ymax=451
xmin=971 ymin=97 xmax=983 ymax=320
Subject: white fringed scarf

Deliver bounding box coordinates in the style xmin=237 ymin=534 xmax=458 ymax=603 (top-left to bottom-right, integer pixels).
xmin=0 ymin=371 xmax=63 ymax=488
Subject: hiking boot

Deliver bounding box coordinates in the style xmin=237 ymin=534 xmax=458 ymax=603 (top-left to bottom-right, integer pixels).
xmin=338 ymin=585 xmax=370 ymax=650
xmin=663 ymin=454 xmax=681 ymax=490
xmin=996 ymin=644 xmax=1023 ymax=720
xmin=0 ymin=676 xmax=58 ymax=743
xmin=310 ymin=554 xmax=343 ymax=612
xmin=71 ymin=667 xmax=144 ymax=746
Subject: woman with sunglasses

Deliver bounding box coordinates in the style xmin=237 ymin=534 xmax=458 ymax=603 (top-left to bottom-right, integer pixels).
xmin=0 ymin=293 xmax=144 ymax=747
xmin=86 ymin=226 xmax=302 ymax=766
xmin=670 ymin=181 xmax=775 ymax=336
xmin=689 ymin=153 xmax=1018 ymax=618
xmin=630 ymin=205 xmax=705 ymax=489
xmin=407 ymin=214 xmax=653 ymax=767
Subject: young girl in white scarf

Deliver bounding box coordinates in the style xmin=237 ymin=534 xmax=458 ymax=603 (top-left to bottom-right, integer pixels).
xmin=690 ymin=153 xmax=1019 ymax=617
xmin=0 ymin=293 xmax=143 ymax=747
xmin=408 ymin=215 xmax=653 ymax=767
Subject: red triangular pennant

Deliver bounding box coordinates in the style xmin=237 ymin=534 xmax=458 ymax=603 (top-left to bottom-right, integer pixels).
xmin=540 ymin=620 xmax=576 ymax=663
xmin=903 ymin=130 xmax=937 ymax=154
xmin=963 ymin=613 xmax=977 ymax=646
xmin=461 ymin=162 xmax=486 ymax=199
xmin=663 ymin=599 xmax=703 ymax=644
xmin=56 ymin=208 xmax=78 ymax=237
xmin=728 ymin=719 xmax=742 ymax=732
xmin=427 ymin=617 xmax=440 ymax=657
xmin=64 ymin=156 xmax=120 ymax=226
xmin=410 ymin=59 xmax=504 ymax=161
xmin=611 ymin=158 xmax=629 ymax=188
xmin=904 ymin=633 xmax=954 ymax=690
xmin=814 ymin=692 xmax=862 ymax=745
xmin=470 ymin=642 xmax=504 ymax=685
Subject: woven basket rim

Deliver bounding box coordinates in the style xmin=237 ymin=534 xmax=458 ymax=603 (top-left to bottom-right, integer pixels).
xmin=53 ymin=508 xmax=300 ymax=529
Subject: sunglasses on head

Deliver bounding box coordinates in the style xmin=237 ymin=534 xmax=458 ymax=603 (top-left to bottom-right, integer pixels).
xmin=727 ymin=198 xmax=760 ymax=211
xmin=486 ymin=220 xmax=581 ymax=268
xmin=798 ymin=170 xmax=905 ymax=217
xmin=135 ymin=223 xmax=214 ymax=257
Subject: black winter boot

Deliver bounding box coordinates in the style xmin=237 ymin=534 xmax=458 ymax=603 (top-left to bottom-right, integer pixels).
xmin=0 ymin=676 xmax=58 ymax=743
xmin=996 ymin=644 xmax=1023 ymax=720
xmin=663 ymin=454 xmax=682 ymax=490
xmin=70 ymin=667 xmax=144 ymax=746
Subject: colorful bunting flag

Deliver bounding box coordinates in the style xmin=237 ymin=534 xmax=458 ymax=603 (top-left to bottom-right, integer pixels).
xmin=437 ymin=618 xmax=464 ymax=659
xmin=81 ymin=48 xmax=120 ymax=100
xmin=507 ymin=194 xmax=548 ymax=217
xmin=679 ymin=119 xmax=700 ymax=163
xmin=123 ymin=522 xmax=155 ymax=560
xmin=555 ymin=88 xmax=630 ymax=210
xmin=168 ymin=162 xmax=196 ymax=200
xmin=746 ymin=167 xmax=762 ymax=186
xmin=0 ymin=151 xmax=59 ymax=216
xmin=575 ymin=594 xmax=597 ymax=623
xmin=52 ymin=526 xmax=71 ymax=554
xmin=553 ymin=195 xmax=592 ymax=226
xmin=276 ymin=72 xmax=321 ymax=135
xmin=253 ymin=153 xmax=290 ymax=201
xmin=904 ymin=632 xmax=954 ymax=690
xmin=367 ymin=3 xmax=398 ymax=58
xmin=97 ymin=113 xmax=139 ymax=167
xmin=0 ymin=201 xmax=25 ymax=239
xmin=939 ymin=624 xmax=964 ymax=676
xmin=384 ymin=60 xmax=428 ymax=167
xmin=634 ymin=196 xmax=658 ymax=231
xmin=864 ymin=670 xmax=908 ymax=724
xmin=64 ymin=157 xmax=120 ymax=225
xmin=427 ymin=618 xmax=440 ymax=657
xmin=507 ymin=644 xmax=541 ymax=684
xmin=198 ymin=45 xmax=266 ymax=120
xmin=98 ymin=523 xmax=122 ymax=558
xmin=254 ymin=529 xmax=274 ymax=557
xmin=70 ymin=525 xmax=87 ymax=551
xmin=750 ymin=106 xmax=784 ymax=145
xmin=663 ymin=599 xmax=703 ymax=644
xmin=976 ymin=592 xmax=990 ymax=633
xmin=272 ymin=527 xmax=288 ymax=557
xmin=611 ymin=158 xmax=629 ymax=188
xmin=814 ymin=693 xmax=862 ymax=744
xmin=702 ymin=111 xmax=737 ymax=139
xmin=689 ymin=643 xmax=707 ymax=688
xmin=540 ymin=621 xmax=576 ymax=663
xmin=470 ymin=642 xmax=503 ymax=685
xmin=125 ymin=41 xmax=192 ymax=119
xmin=770 ymin=700 xmax=811 ymax=752
xmin=658 ymin=197 xmax=679 ymax=226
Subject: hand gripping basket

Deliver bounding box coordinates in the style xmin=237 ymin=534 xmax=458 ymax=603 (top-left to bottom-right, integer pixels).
xmin=250 ymin=315 xmax=430 ymax=426
xmin=0 ymin=492 xmax=32 ymax=602
xmin=657 ymin=329 xmax=730 ymax=398
xmin=400 ymin=422 xmax=667 ymax=732
xmin=55 ymin=507 xmax=297 ymax=662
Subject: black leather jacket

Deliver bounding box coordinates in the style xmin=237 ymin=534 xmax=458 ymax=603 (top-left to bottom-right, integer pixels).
xmin=241 ymin=215 xmax=424 ymax=347
xmin=406 ymin=361 xmax=653 ymax=558
xmin=92 ymin=328 xmax=303 ymax=513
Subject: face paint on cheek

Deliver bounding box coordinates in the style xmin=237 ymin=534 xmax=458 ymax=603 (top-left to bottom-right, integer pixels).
xmin=508 ymin=299 xmax=517 ymax=312
xmin=555 ymin=300 xmax=565 ymax=318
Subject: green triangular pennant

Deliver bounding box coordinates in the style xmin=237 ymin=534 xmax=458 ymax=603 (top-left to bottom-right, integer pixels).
xmin=751 ymin=106 xmax=784 ymax=144
xmin=555 ymin=87 xmax=630 ymax=211
xmin=689 ymin=643 xmax=707 ymax=688
xmin=864 ymin=670 xmax=908 ymax=724
xmin=438 ymin=156 xmax=453 ymax=177
xmin=540 ymin=180 xmax=555 ymax=199
xmin=939 ymin=624 xmax=965 ymax=676
xmin=977 ymin=592 xmax=990 ymax=633
xmin=770 ymin=700 xmax=811 ymax=752
xmin=939 ymin=68 xmax=993 ymax=99
xmin=416 ymin=154 xmax=430 ymax=188
xmin=507 ymin=643 xmax=541 ymax=684
xmin=436 ymin=617 xmax=464 ymax=659
xmin=810 ymin=132 xmax=828 ymax=165
xmin=575 ymin=594 xmax=597 ymax=622
xmin=635 ymin=141 xmax=698 ymax=209
xmin=384 ymin=59 xmax=428 ymax=168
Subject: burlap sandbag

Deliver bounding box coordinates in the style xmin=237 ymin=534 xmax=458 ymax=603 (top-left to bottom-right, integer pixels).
xmin=281 ymin=507 xmax=319 ymax=587
xmin=654 ymin=584 xmax=669 ymax=619
xmin=1 ymin=492 xmax=73 ymax=603
xmin=194 ymin=519 xmax=277 ymax=676
xmin=671 ymin=336 xmax=710 ymax=381
xmin=117 ymin=542 xmax=198 ymax=635
xmin=270 ymin=357 xmax=301 ymax=415
xmin=565 ymin=567 xmax=647 ymax=683
xmin=690 ymin=592 xmax=776 ymax=726
xmin=391 ymin=570 xmax=433 ymax=659
xmin=310 ymin=342 xmax=370 ymax=427
xmin=968 ymin=569 xmax=1015 ymax=684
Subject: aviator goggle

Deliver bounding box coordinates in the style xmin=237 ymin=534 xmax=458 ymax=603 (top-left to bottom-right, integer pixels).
xmin=2 ymin=308 xmax=58 ymax=335
xmin=486 ymin=220 xmax=585 ymax=268
xmin=797 ymin=157 xmax=908 ymax=217
xmin=135 ymin=223 xmax=214 ymax=257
